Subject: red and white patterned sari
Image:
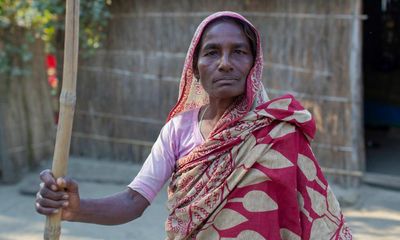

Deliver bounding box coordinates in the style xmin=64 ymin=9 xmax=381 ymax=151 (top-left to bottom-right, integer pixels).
xmin=165 ymin=11 xmax=352 ymax=240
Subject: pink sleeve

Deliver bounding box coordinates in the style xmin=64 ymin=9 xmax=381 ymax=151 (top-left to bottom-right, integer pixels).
xmin=128 ymin=120 xmax=176 ymax=203
xmin=127 ymin=108 xmax=203 ymax=204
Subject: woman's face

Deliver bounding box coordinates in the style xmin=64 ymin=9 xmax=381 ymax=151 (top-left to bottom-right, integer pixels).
xmin=196 ymin=21 xmax=254 ymax=100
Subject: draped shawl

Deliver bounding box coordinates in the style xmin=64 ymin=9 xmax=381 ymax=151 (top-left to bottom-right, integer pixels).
xmin=165 ymin=11 xmax=352 ymax=240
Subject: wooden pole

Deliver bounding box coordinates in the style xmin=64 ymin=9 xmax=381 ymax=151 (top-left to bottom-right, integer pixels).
xmin=44 ymin=0 xmax=79 ymax=239
xmin=349 ymin=0 xmax=364 ymax=187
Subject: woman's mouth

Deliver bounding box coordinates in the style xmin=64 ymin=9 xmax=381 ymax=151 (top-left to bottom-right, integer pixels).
xmin=213 ymin=77 xmax=239 ymax=83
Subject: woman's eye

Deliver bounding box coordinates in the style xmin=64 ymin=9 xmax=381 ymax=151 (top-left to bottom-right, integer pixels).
xmin=234 ymin=49 xmax=246 ymax=54
xmin=204 ymin=51 xmax=217 ymax=56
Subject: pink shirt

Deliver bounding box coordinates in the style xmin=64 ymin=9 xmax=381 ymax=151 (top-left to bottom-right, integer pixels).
xmin=128 ymin=108 xmax=204 ymax=203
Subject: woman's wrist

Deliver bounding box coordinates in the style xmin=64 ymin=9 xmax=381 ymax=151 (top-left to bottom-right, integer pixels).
xmin=65 ymin=198 xmax=85 ymax=222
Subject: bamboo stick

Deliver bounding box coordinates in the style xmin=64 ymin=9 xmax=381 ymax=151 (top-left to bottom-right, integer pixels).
xmin=44 ymin=0 xmax=79 ymax=239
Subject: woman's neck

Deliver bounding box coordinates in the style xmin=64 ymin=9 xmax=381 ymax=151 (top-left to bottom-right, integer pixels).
xmin=206 ymin=98 xmax=234 ymax=123
xmin=199 ymin=97 xmax=236 ymax=139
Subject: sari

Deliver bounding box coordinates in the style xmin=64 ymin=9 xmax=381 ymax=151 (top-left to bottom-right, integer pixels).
xmin=165 ymin=11 xmax=352 ymax=240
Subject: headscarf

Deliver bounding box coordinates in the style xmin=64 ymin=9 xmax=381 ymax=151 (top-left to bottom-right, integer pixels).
xmin=167 ymin=11 xmax=269 ymax=135
xmin=165 ymin=11 xmax=351 ymax=240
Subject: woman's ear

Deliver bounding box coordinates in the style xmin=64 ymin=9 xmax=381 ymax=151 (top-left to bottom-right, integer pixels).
xmin=192 ymin=46 xmax=200 ymax=80
xmin=193 ymin=68 xmax=200 ymax=80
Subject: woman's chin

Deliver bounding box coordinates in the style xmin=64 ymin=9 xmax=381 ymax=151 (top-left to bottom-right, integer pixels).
xmin=211 ymin=89 xmax=244 ymax=100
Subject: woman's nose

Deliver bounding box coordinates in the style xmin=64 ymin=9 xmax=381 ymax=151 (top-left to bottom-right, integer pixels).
xmin=218 ymin=53 xmax=233 ymax=72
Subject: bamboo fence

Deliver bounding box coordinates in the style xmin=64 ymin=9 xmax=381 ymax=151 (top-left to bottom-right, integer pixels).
xmin=67 ymin=0 xmax=365 ymax=187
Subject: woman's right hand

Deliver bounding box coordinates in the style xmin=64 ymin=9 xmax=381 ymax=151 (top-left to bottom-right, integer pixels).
xmin=35 ymin=169 xmax=81 ymax=221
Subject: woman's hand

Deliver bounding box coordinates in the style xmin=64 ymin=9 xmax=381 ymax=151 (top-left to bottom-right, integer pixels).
xmin=35 ymin=169 xmax=80 ymax=221
xmin=35 ymin=169 xmax=149 ymax=225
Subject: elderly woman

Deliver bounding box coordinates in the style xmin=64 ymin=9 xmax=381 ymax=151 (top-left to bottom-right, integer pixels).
xmin=36 ymin=11 xmax=352 ymax=239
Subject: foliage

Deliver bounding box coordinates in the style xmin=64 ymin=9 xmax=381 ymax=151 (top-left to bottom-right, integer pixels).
xmin=0 ymin=0 xmax=112 ymax=77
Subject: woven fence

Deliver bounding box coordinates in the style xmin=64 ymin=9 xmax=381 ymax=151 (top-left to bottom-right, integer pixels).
xmin=70 ymin=0 xmax=364 ymax=187
xmin=0 ymin=35 xmax=54 ymax=183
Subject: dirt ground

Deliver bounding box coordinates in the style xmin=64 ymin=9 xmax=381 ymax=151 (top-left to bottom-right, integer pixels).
xmin=0 ymin=158 xmax=399 ymax=240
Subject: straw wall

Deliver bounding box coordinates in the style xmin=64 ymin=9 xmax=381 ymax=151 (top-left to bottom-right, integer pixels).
xmin=72 ymin=0 xmax=364 ymax=186
xmin=0 ymin=38 xmax=54 ymax=183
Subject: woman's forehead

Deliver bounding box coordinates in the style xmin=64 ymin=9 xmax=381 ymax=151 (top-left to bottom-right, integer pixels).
xmin=200 ymin=21 xmax=250 ymax=47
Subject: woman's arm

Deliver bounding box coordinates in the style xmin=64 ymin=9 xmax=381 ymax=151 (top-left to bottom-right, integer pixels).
xmin=36 ymin=169 xmax=149 ymax=225
xmin=36 ymin=118 xmax=182 ymax=224
xmin=74 ymin=188 xmax=149 ymax=225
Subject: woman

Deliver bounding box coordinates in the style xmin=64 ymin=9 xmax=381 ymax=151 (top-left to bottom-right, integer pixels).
xmin=36 ymin=11 xmax=352 ymax=239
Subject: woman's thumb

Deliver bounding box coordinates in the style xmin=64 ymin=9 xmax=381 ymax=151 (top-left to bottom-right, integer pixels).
xmin=56 ymin=177 xmax=79 ymax=193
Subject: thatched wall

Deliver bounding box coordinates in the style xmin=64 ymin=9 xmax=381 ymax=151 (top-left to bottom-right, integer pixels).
xmin=0 ymin=38 xmax=54 ymax=183
xmin=72 ymin=0 xmax=364 ymax=186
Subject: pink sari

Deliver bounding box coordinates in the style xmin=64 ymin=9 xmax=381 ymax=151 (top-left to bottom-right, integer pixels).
xmin=166 ymin=11 xmax=352 ymax=240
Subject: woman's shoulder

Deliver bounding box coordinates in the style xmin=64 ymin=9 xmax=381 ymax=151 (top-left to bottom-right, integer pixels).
xmin=165 ymin=107 xmax=203 ymax=158
xmin=169 ymin=108 xmax=200 ymax=128
xmin=161 ymin=107 xmax=200 ymax=143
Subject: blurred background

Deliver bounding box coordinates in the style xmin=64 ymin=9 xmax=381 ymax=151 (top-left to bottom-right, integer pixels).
xmin=0 ymin=0 xmax=399 ymax=239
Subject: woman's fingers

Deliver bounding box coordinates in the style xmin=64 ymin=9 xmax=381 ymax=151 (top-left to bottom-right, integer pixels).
xmin=36 ymin=170 xmax=80 ymax=218
xmin=36 ymin=169 xmax=72 ymax=216
xmin=39 ymin=183 xmax=67 ymax=200
xmin=35 ymin=190 xmax=69 ymax=216
xmin=35 ymin=202 xmax=59 ymax=215
xmin=39 ymin=169 xmax=58 ymax=191
xmin=36 ymin=192 xmax=68 ymax=209
xmin=39 ymin=169 xmax=79 ymax=193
